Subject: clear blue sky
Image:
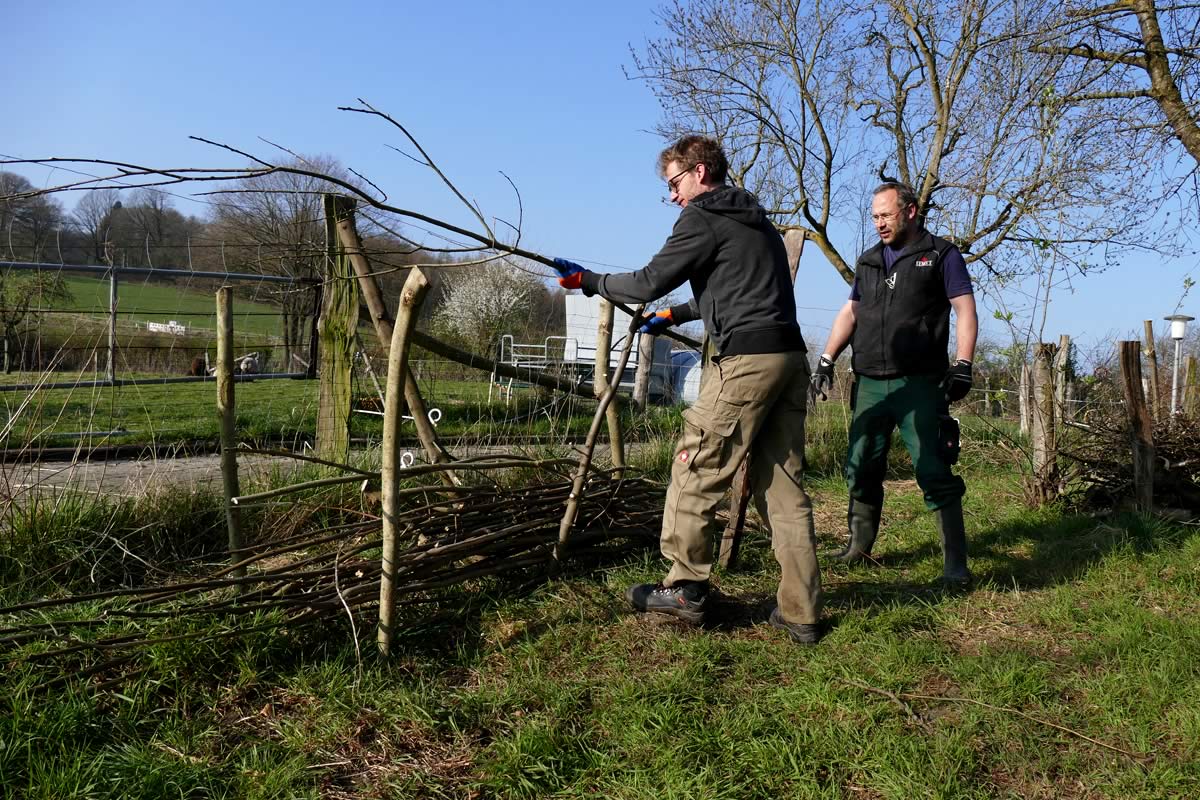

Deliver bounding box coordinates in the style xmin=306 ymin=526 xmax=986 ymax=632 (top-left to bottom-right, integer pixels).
xmin=5 ymin=0 xmax=1198 ymax=358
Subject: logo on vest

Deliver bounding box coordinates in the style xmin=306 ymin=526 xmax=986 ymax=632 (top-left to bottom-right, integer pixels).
xmin=915 ymin=256 xmax=935 ymax=268
xmin=885 ymin=273 xmax=898 ymax=290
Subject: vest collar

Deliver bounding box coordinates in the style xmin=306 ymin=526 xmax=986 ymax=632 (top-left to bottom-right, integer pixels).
xmin=858 ymin=229 xmax=935 ymax=269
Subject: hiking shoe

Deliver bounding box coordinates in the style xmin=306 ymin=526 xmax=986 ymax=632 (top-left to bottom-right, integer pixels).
xmin=769 ymin=607 xmax=822 ymax=644
xmin=625 ymin=582 xmax=707 ymax=625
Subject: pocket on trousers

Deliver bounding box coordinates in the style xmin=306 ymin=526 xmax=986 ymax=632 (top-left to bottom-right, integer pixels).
xmin=937 ymin=414 xmax=961 ymax=465
xmin=682 ymin=400 xmax=740 ymax=473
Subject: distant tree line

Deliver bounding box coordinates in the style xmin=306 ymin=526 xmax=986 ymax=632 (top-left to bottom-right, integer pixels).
xmin=0 ymin=162 xmax=567 ymax=369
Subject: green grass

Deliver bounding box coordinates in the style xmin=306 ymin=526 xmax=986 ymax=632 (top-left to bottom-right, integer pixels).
xmin=2 ymin=439 xmax=1199 ymax=797
xmin=58 ymin=275 xmax=287 ymax=337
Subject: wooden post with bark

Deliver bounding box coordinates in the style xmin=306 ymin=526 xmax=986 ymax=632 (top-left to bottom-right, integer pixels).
xmin=378 ymin=268 xmax=431 ymax=657
xmin=1030 ymin=342 xmax=1058 ymax=504
xmin=216 ymin=287 xmax=244 ymax=578
xmin=1053 ymin=334 xmax=1072 ymax=424
xmin=632 ymin=331 xmax=655 ymax=412
xmin=556 ymin=305 xmax=645 ymax=560
xmin=315 ymin=195 xmax=360 ymax=462
xmin=1143 ymin=321 xmax=1160 ymax=423
xmin=1019 ymin=362 xmax=1031 ymax=436
xmin=1119 ymin=340 xmax=1155 ymax=513
xmin=1185 ymin=355 xmax=1198 ymax=416
xmin=595 ymin=300 xmax=626 ymax=472
xmin=329 ymin=195 xmax=456 ymax=484
xmin=718 ymin=230 xmax=806 ymax=568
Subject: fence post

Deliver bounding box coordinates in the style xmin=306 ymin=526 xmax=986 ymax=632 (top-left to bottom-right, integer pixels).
xmin=330 ymin=195 xmax=455 ymax=483
xmin=378 ymin=268 xmax=431 ymax=657
xmin=1030 ymin=342 xmax=1058 ymax=503
xmin=633 ymin=332 xmax=654 ymax=412
xmin=595 ymin=299 xmax=626 ymax=471
xmin=107 ymin=268 xmax=118 ymax=384
xmin=1119 ymin=340 xmax=1155 ymax=512
xmin=1185 ymin=355 xmax=1198 ymax=416
xmin=216 ymin=287 xmax=244 ymax=578
xmin=1143 ymin=321 xmax=1160 ymax=423
xmin=1054 ymin=334 xmax=1071 ymax=424
xmin=315 ymin=195 xmax=361 ymax=462
xmin=1019 ymin=362 xmax=1031 ymax=435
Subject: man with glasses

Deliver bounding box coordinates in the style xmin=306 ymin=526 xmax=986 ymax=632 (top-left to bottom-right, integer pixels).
xmin=553 ymin=134 xmax=824 ymax=643
xmin=811 ymin=182 xmax=977 ymax=588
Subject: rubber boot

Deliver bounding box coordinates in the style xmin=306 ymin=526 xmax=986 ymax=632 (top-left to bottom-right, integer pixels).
xmin=826 ymin=500 xmax=880 ymax=564
xmin=936 ymin=499 xmax=972 ymax=589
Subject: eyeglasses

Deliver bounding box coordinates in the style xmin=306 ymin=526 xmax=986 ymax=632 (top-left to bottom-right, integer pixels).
xmin=666 ymin=164 xmax=696 ymax=194
xmin=870 ymin=208 xmax=908 ymax=223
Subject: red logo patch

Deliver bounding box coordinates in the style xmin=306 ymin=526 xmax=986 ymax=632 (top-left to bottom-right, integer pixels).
xmin=678 ymin=450 xmax=690 ymax=463
xmin=916 ymin=257 xmax=934 ymax=268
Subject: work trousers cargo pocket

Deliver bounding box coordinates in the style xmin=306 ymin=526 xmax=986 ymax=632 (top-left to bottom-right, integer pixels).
xmin=681 ymin=400 xmax=741 ymax=474
xmin=937 ymin=414 xmax=961 ymax=465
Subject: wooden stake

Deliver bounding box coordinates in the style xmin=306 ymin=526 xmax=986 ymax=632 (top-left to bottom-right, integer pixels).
xmin=1053 ymin=334 xmax=1071 ymax=424
xmin=555 ymin=305 xmax=645 ymax=560
xmin=1030 ymin=342 xmax=1057 ymax=504
xmin=595 ymin=300 xmax=625 ymax=472
xmin=216 ymin=287 xmax=244 ymax=577
xmin=632 ymin=331 xmax=654 ymax=412
xmin=1185 ymin=355 xmax=1198 ymax=416
xmin=378 ymin=268 xmax=431 ymax=657
xmin=330 ymin=195 xmax=455 ymax=483
xmin=316 ymin=195 xmax=360 ymax=462
xmin=1119 ymin=341 xmax=1155 ymax=512
xmin=1144 ymin=320 xmax=1160 ymax=423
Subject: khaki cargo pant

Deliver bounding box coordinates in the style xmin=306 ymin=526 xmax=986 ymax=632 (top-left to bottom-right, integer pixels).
xmin=661 ymin=351 xmax=822 ymax=624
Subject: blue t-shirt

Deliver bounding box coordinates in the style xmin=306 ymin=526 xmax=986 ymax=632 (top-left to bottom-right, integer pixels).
xmin=850 ymin=242 xmax=972 ymax=301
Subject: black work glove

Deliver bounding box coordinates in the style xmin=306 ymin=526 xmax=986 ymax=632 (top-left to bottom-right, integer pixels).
xmin=940 ymin=359 xmax=973 ymax=403
xmin=809 ymin=355 xmax=835 ymax=402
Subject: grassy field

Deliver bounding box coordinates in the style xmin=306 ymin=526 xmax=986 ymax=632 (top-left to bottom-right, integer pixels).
xmin=58 ymin=275 xmax=289 ymax=337
xmin=2 ymin=410 xmax=1197 ymax=798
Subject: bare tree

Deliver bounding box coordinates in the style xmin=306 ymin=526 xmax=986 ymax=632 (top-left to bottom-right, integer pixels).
xmin=70 ymin=188 xmax=122 ymax=264
xmin=1034 ymin=0 xmax=1200 ymax=172
xmin=0 ymin=171 xmax=64 ymax=262
xmin=632 ymin=0 xmax=1158 ymax=286
xmin=210 ymin=156 xmax=347 ymax=367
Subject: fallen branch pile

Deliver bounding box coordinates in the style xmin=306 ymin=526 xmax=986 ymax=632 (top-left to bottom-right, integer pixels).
xmin=1063 ymin=412 xmax=1200 ymax=511
xmin=0 ymin=461 xmax=663 ymax=689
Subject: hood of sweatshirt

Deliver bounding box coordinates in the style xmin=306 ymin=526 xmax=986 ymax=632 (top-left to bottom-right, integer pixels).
xmin=688 ymin=185 xmax=772 ymax=228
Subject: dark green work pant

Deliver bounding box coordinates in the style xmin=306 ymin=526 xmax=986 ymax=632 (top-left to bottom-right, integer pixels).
xmin=845 ymin=375 xmax=966 ymax=511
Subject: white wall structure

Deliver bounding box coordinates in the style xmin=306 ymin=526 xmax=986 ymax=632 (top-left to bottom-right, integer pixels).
xmin=563 ymin=295 xmax=686 ymax=403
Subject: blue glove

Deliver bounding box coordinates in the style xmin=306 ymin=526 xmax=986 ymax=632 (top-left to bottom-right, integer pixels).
xmin=638 ymin=309 xmax=674 ymax=335
xmin=553 ymin=257 xmax=587 ymax=290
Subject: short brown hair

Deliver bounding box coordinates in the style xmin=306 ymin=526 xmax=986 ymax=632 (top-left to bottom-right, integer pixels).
xmin=658 ymin=135 xmax=729 ymax=184
xmin=873 ymin=181 xmax=918 ymax=210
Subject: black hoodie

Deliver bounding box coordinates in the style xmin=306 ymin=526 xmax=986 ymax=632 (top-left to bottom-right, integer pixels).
xmin=579 ymin=185 xmax=805 ymax=357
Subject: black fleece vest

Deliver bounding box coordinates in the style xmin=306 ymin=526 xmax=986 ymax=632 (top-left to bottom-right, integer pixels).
xmin=850 ymin=231 xmax=957 ymax=379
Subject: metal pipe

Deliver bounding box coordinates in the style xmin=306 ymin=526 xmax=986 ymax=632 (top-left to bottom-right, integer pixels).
xmin=1172 ymin=338 xmax=1183 ymax=416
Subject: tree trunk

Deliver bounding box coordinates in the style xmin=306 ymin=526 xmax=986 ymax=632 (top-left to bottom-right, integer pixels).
xmin=1133 ymin=0 xmax=1200 ymax=167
